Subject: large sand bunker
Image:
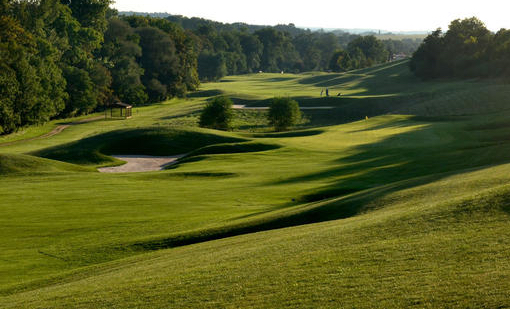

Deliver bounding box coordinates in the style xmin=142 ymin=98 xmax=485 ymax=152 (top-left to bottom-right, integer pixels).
xmin=98 ymin=155 xmax=184 ymax=173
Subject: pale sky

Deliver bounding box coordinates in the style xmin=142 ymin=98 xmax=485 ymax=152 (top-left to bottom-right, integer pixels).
xmin=113 ymin=0 xmax=510 ymax=32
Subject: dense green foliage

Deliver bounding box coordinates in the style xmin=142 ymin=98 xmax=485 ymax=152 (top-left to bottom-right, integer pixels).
xmin=411 ymin=17 xmax=510 ymax=79
xmin=268 ymin=97 xmax=301 ymax=131
xmin=199 ymin=96 xmax=234 ymax=130
xmin=0 ymin=1 xmax=199 ymax=134
xmin=163 ymin=14 xmax=416 ymax=80
xmin=0 ymin=2 xmax=68 ymax=134
xmin=329 ymin=35 xmax=389 ymax=72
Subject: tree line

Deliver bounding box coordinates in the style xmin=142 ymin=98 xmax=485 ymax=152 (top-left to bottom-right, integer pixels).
xmin=0 ymin=1 xmax=417 ymax=134
xmin=0 ymin=0 xmax=200 ymax=134
xmin=411 ymin=17 xmax=510 ymax=79
xmin=164 ymin=14 xmax=417 ymax=80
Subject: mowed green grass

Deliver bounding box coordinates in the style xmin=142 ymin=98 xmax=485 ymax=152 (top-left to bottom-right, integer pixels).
xmin=2 ymin=60 xmax=510 ymax=307
xmin=3 ymin=164 xmax=510 ymax=308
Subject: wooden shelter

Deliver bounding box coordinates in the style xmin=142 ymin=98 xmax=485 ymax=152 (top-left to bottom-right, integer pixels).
xmin=105 ymin=102 xmax=132 ymax=119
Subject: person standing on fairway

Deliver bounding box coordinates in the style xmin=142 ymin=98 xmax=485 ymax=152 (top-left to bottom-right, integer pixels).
xmin=326 ymin=88 xmax=329 ymax=97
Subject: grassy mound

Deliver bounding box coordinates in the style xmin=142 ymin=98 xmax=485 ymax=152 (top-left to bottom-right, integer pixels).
xmin=185 ymin=142 xmax=280 ymax=158
xmin=0 ymin=153 xmax=92 ymax=175
xmin=33 ymin=127 xmax=247 ymax=165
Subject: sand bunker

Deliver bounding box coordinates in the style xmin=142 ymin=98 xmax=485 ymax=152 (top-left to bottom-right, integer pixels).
xmin=98 ymin=155 xmax=184 ymax=173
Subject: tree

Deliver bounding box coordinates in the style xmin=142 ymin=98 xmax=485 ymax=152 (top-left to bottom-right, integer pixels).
xmin=130 ymin=16 xmax=200 ymax=100
xmin=490 ymin=29 xmax=510 ymax=76
xmin=135 ymin=26 xmax=179 ymax=102
xmin=101 ymin=18 xmax=147 ymax=105
xmin=329 ymin=49 xmax=351 ymax=72
xmin=268 ymin=97 xmax=301 ymax=131
xmin=255 ymin=28 xmax=298 ymax=72
xmin=410 ymin=29 xmax=445 ymax=79
xmin=198 ymin=50 xmax=227 ymax=81
xmin=443 ymin=17 xmax=491 ymax=77
xmin=0 ymin=11 xmax=67 ymax=133
xmin=61 ymin=0 xmax=112 ymax=32
xmin=410 ymin=17 xmax=496 ymax=79
xmin=199 ymin=96 xmax=234 ymax=130
xmin=348 ymin=35 xmax=388 ymax=67
xmin=239 ymin=32 xmax=263 ymax=72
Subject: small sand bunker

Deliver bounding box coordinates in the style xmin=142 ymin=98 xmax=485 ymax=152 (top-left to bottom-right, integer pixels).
xmin=98 ymin=155 xmax=184 ymax=173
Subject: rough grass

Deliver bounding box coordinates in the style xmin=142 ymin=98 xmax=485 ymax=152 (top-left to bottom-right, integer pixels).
xmin=2 ymin=60 xmax=510 ymax=307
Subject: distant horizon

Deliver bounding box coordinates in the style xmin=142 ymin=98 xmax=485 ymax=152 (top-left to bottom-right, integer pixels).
xmin=119 ymin=11 xmax=430 ymax=35
xmin=113 ymin=0 xmax=510 ymax=32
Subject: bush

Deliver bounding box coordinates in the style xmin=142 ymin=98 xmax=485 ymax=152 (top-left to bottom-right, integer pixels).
xmin=267 ymin=97 xmax=301 ymax=131
xmin=199 ymin=96 xmax=234 ymax=130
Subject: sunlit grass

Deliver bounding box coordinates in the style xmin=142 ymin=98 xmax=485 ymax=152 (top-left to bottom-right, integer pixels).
xmin=2 ymin=61 xmax=510 ymax=307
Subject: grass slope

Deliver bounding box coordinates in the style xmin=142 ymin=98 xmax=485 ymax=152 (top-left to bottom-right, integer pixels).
xmin=0 ymin=153 xmax=92 ymax=175
xmin=2 ymin=60 xmax=510 ymax=307
xmin=3 ymin=164 xmax=510 ymax=308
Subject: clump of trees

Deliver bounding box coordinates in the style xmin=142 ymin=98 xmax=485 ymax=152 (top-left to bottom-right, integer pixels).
xmin=166 ymin=14 xmax=416 ymax=80
xmin=268 ymin=97 xmax=301 ymax=131
xmin=329 ymin=36 xmax=389 ymax=72
xmin=1 ymin=0 xmax=110 ymax=134
xmin=0 ymin=1 xmax=198 ymax=134
xmin=199 ymin=96 xmax=234 ymax=130
xmin=410 ymin=17 xmax=510 ymax=79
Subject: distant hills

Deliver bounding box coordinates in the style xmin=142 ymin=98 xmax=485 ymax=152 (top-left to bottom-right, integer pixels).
xmin=118 ymin=11 xmax=428 ymax=37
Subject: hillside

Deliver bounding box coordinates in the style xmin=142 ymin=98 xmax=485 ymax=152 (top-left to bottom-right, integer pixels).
xmin=2 ymin=61 xmax=510 ymax=307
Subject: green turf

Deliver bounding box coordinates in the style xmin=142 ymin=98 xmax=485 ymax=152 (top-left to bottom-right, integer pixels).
xmin=2 ymin=60 xmax=510 ymax=307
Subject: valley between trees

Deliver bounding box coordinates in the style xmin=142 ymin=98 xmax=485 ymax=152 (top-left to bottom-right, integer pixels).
xmin=1 ymin=60 xmax=510 ymax=307
xmin=3 ymin=1 xmax=510 ymax=307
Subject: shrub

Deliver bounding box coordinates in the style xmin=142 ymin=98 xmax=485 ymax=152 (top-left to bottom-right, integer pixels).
xmin=199 ymin=96 xmax=234 ymax=130
xmin=267 ymin=97 xmax=301 ymax=131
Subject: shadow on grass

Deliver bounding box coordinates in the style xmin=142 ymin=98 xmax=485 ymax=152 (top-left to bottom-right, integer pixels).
xmin=299 ymin=73 xmax=344 ymax=85
xmin=135 ymin=171 xmax=239 ymax=181
xmin=297 ymin=61 xmax=417 ymax=94
xmin=120 ymin=117 xmax=510 ymax=254
xmin=235 ymin=124 xmax=270 ymax=131
xmin=185 ymin=142 xmax=281 ymax=158
xmin=124 ymin=172 xmax=459 ymax=253
xmin=30 ymin=114 xmax=501 ymax=275
xmin=273 ymin=120 xmax=510 ymax=205
xmin=187 ymin=89 xmax=224 ymax=98
xmin=264 ymin=77 xmax=298 ymax=82
xmin=247 ymin=129 xmax=325 ymax=138
xmin=166 ymin=142 xmax=281 ymax=170
xmin=160 ymin=111 xmax=201 ymax=121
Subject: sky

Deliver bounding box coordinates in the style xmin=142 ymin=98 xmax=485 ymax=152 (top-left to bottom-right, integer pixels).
xmin=113 ymin=0 xmax=510 ymax=32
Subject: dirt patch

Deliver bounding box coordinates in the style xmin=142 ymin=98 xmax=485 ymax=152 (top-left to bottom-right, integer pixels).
xmin=98 ymin=155 xmax=185 ymax=173
xmin=0 ymin=116 xmax=104 ymax=147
